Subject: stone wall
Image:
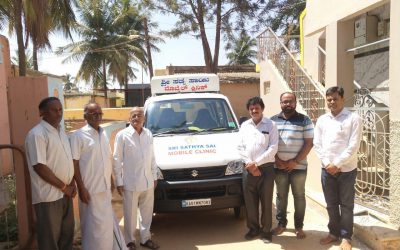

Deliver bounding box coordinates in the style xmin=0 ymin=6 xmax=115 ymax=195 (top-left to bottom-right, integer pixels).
xmin=389 ymin=120 xmax=400 ymax=227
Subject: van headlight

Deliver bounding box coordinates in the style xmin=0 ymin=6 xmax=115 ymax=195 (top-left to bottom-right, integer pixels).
xmin=156 ymin=167 xmax=164 ymax=180
xmin=225 ymin=160 xmax=244 ymax=175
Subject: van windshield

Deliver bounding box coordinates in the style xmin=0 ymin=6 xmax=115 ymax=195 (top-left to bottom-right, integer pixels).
xmin=145 ymin=98 xmax=238 ymax=135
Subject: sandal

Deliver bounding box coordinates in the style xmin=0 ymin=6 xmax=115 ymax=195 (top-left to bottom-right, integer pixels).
xmin=140 ymin=239 xmax=160 ymax=250
xmin=271 ymin=225 xmax=286 ymax=235
xmin=295 ymin=228 xmax=306 ymax=239
xmin=320 ymin=234 xmax=339 ymax=245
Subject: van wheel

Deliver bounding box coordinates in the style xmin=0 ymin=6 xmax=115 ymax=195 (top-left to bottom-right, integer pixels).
xmin=234 ymin=206 xmax=245 ymax=219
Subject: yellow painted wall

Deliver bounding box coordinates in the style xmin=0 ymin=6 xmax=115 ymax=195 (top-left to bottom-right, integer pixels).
xmin=64 ymin=95 xmax=107 ymax=109
xmin=65 ymin=107 xmax=132 ymax=121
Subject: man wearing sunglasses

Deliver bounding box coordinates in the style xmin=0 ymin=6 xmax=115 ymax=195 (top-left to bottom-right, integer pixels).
xmin=70 ymin=102 xmax=113 ymax=250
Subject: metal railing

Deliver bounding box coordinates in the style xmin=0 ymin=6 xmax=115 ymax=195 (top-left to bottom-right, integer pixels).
xmin=351 ymin=88 xmax=390 ymax=213
xmin=257 ymin=27 xmax=325 ymax=123
xmin=257 ymin=28 xmax=391 ymax=214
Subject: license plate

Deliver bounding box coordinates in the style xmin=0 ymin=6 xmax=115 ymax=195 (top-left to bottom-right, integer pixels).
xmin=182 ymin=198 xmax=211 ymax=207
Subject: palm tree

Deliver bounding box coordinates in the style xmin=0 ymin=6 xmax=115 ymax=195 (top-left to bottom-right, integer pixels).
xmin=23 ymin=0 xmax=77 ymax=70
xmin=63 ymin=73 xmax=76 ymax=91
xmin=0 ymin=0 xmax=77 ymax=74
xmin=57 ymin=0 xmax=147 ymax=99
xmin=0 ymin=1 xmax=10 ymax=30
xmin=11 ymin=49 xmax=34 ymax=69
xmin=226 ymin=31 xmax=257 ymax=65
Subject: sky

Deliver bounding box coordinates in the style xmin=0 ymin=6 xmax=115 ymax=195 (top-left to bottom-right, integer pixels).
xmin=2 ymin=11 xmax=236 ymax=88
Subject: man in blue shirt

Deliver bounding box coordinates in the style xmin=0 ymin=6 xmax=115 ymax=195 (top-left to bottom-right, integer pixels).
xmin=271 ymin=92 xmax=314 ymax=239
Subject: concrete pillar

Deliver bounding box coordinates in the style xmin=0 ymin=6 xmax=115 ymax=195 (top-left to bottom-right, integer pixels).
xmin=325 ymin=20 xmax=355 ymax=104
xmin=0 ymin=36 xmax=12 ymax=173
xmin=389 ymin=0 xmax=400 ymax=227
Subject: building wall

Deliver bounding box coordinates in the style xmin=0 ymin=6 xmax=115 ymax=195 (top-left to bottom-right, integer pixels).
xmin=302 ymin=28 xmax=325 ymax=83
xmin=259 ymin=60 xmax=291 ymax=117
xmin=220 ymin=82 xmax=259 ymax=119
xmin=7 ymin=76 xmax=53 ymax=247
xmin=0 ymin=35 xmax=12 ymax=174
xmin=389 ymin=0 xmax=400 ymax=225
xmin=302 ymin=0 xmax=400 ymax=227
xmin=65 ymin=107 xmax=132 ymax=121
xmin=126 ymin=89 xmax=151 ymax=107
xmin=64 ymin=95 xmax=108 ymax=109
xmin=305 ymin=0 xmax=388 ymax=36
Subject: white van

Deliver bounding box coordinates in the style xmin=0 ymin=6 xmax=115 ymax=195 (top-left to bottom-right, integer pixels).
xmin=144 ymin=74 xmax=244 ymax=217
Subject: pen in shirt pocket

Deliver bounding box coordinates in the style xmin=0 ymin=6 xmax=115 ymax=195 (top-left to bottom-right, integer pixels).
xmin=262 ymin=131 xmax=269 ymax=134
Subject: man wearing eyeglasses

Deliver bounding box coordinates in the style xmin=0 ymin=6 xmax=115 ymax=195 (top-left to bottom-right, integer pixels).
xmin=69 ymin=102 xmax=114 ymax=250
xmin=270 ymin=92 xmax=314 ymax=239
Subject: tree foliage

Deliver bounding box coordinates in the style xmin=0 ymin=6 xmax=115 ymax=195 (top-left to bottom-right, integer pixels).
xmin=56 ymin=0 xmax=148 ymax=95
xmin=142 ymin=0 xmax=260 ymax=73
xmin=11 ymin=48 xmax=34 ymax=69
xmin=63 ymin=73 xmax=77 ymax=91
xmin=0 ymin=0 xmax=77 ymax=73
xmin=226 ymin=31 xmax=257 ymax=65
xmin=255 ymin=0 xmax=306 ymax=36
xmin=23 ymin=0 xmax=77 ymax=70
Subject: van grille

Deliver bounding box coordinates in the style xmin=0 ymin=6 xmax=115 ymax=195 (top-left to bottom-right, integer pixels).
xmin=162 ymin=166 xmax=226 ymax=181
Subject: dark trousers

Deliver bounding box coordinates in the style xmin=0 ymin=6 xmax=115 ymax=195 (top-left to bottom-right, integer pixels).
xmin=242 ymin=164 xmax=275 ymax=235
xmin=34 ymin=196 xmax=75 ymax=250
xmin=321 ymin=168 xmax=357 ymax=240
xmin=274 ymin=169 xmax=307 ymax=229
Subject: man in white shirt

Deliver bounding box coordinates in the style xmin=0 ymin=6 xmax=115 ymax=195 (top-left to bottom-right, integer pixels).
xmin=70 ymin=103 xmax=113 ymax=250
xmin=238 ymin=97 xmax=279 ymax=244
xmin=314 ymin=87 xmax=362 ymax=250
xmin=113 ymin=107 xmax=159 ymax=250
xmin=25 ymin=97 xmax=76 ymax=250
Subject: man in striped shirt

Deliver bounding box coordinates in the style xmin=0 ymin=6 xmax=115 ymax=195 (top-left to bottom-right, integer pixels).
xmin=270 ymin=92 xmax=314 ymax=239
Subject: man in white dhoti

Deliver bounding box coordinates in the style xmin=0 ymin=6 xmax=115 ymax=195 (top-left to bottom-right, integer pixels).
xmin=70 ymin=103 xmax=113 ymax=250
xmin=113 ymin=107 xmax=159 ymax=250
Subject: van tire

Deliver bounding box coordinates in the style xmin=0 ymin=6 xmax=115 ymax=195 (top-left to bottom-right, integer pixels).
xmin=234 ymin=206 xmax=245 ymax=219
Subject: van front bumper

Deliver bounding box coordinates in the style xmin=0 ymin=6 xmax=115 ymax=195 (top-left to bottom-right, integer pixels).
xmin=154 ymin=175 xmax=243 ymax=212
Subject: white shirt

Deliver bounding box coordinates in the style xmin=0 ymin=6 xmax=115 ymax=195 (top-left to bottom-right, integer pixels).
xmin=238 ymin=117 xmax=279 ymax=166
xmin=25 ymin=120 xmax=74 ymax=204
xmin=113 ymin=125 xmax=157 ymax=192
xmin=70 ymin=124 xmax=112 ymax=194
xmin=313 ymin=108 xmax=362 ymax=172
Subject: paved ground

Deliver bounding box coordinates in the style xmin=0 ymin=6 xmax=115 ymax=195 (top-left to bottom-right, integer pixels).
xmin=112 ymin=189 xmax=371 ymax=250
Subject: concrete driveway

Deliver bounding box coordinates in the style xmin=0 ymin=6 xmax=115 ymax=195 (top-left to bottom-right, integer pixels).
xmin=112 ymin=190 xmax=370 ymax=250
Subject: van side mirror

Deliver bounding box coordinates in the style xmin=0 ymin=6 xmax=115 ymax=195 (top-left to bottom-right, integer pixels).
xmin=239 ymin=116 xmax=249 ymax=126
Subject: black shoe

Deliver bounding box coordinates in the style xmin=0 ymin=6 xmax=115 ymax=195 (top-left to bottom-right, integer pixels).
xmin=127 ymin=242 xmax=136 ymax=250
xmin=245 ymin=228 xmax=260 ymax=240
xmin=261 ymin=232 xmax=272 ymax=243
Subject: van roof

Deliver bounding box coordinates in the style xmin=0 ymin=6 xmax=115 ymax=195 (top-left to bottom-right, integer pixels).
xmin=150 ymin=74 xmax=219 ymax=95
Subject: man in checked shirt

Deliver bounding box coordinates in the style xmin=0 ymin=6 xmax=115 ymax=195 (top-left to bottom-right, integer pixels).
xmin=238 ymin=96 xmax=279 ymax=244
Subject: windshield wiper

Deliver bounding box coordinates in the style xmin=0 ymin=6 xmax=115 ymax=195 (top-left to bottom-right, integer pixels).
xmin=192 ymin=127 xmax=237 ymax=134
xmin=153 ymin=128 xmax=195 ymax=137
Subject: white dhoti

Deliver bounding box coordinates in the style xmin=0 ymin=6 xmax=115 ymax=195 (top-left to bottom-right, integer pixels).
xmin=79 ymin=190 xmax=113 ymax=250
xmin=123 ymin=188 xmax=154 ymax=245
